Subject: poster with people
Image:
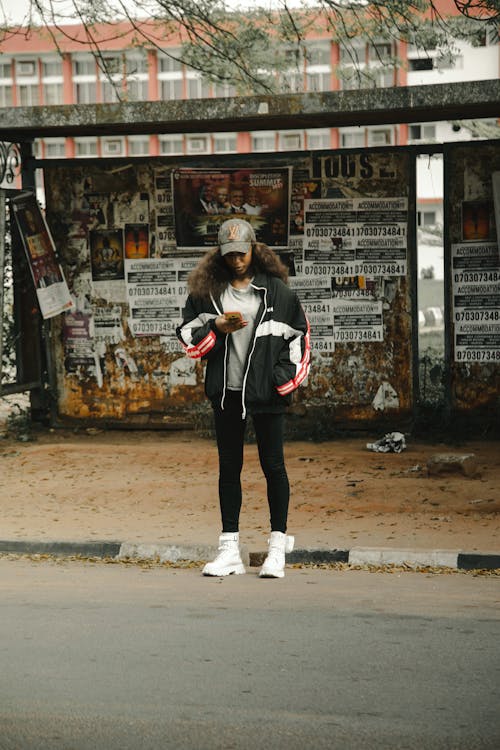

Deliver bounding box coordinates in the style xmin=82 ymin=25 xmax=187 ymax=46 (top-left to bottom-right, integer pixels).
xmin=172 ymin=167 xmax=291 ymax=251
xmin=11 ymin=192 xmax=74 ymax=319
xmin=89 ymin=229 xmax=125 ymax=281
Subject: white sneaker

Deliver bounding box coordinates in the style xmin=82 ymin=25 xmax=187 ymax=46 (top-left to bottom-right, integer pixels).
xmin=202 ymin=532 xmax=246 ymax=576
xmin=259 ymin=532 xmax=295 ymax=579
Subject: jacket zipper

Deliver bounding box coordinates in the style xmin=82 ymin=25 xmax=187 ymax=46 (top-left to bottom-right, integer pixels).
xmin=210 ymin=293 xmax=229 ymax=410
xmin=240 ymin=284 xmax=267 ymax=419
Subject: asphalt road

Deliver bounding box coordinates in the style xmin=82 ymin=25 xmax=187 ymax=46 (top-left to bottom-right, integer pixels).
xmin=1 ymin=559 xmax=499 ymax=750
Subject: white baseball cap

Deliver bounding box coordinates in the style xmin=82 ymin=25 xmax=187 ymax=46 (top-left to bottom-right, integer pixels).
xmin=218 ymin=218 xmax=256 ymax=256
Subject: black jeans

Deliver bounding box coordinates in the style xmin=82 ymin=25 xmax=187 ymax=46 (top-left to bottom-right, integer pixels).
xmin=213 ymin=390 xmax=290 ymax=533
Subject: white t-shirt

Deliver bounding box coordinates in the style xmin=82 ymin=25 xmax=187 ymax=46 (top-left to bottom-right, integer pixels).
xmin=220 ymin=282 xmax=261 ymax=390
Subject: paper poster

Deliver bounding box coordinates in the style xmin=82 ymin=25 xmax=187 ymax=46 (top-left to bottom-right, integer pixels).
xmin=452 ymin=242 xmax=500 ymax=363
xmin=172 ymin=166 xmax=291 ymax=250
xmin=303 ymin=197 xmax=408 ymax=277
xmin=11 ymin=193 xmax=74 ymax=319
xmin=125 ymin=257 xmax=197 ymax=338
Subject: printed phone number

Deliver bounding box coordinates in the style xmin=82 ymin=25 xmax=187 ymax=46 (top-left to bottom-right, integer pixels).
xmin=456 ymin=350 xmax=500 ymax=361
xmin=306 ymin=225 xmax=405 ymax=238
xmin=454 ymin=272 xmax=499 ymax=283
xmin=130 ymin=322 xmax=175 ymax=335
xmin=304 ymin=263 xmax=405 ymax=276
xmin=128 ymin=286 xmax=186 ymax=297
xmin=303 ymin=303 xmax=332 ymax=314
xmin=334 ymin=329 xmax=383 ymax=342
xmin=311 ymin=339 xmax=335 ymax=352
xmin=455 ymin=311 xmax=500 ymax=322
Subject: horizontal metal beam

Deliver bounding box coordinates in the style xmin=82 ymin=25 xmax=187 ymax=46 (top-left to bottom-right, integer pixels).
xmin=0 ymin=380 xmax=41 ymax=396
xmin=0 ymin=79 xmax=498 ymax=140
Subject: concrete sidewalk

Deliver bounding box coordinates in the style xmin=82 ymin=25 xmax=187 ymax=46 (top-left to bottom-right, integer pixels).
xmin=0 ymin=418 xmax=499 ymax=571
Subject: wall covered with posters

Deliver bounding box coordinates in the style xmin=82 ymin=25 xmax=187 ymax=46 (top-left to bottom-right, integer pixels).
xmin=445 ymin=141 xmax=500 ymax=427
xmin=43 ymin=149 xmax=416 ymax=431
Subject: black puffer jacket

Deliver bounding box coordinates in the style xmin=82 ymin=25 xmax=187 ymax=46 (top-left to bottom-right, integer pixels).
xmin=176 ymin=272 xmax=310 ymax=416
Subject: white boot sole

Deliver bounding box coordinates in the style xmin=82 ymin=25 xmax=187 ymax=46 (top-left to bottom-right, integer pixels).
xmin=259 ymin=568 xmax=285 ymax=578
xmin=202 ymin=563 xmax=246 ymax=577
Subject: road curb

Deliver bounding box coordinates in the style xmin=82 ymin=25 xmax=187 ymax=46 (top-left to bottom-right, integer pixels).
xmin=0 ymin=539 xmax=122 ymax=558
xmin=0 ymin=540 xmax=499 ymax=570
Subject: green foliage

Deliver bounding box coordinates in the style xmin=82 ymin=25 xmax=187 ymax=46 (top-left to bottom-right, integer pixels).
xmin=3 ymin=400 xmax=34 ymax=441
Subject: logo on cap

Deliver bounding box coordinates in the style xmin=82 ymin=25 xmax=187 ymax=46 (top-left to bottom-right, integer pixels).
xmin=227 ymin=223 xmax=242 ymax=241
xmin=218 ymin=218 xmax=256 ymax=256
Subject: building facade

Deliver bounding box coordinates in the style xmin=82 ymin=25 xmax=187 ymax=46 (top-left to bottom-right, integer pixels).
xmin=0 ymin=9 xmax=498 ymax=165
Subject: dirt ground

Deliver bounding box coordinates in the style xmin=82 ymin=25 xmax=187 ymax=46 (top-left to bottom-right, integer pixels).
xmin=0 ymin=412 xmax=499 ymax=553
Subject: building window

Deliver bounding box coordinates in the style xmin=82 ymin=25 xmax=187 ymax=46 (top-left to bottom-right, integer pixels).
xmin=305 ymin=42 xmax=331 ymax=66
xmin=408 ymin=57 xmax=434 ymax=72
xmin=100 ymin=55 xmax=122 ymax=77
xmin=369 ymin=42 xmax=392 ymax=62
xmin=124 ymin=53 xmax=148 ymax=101
xmin=16 ymin=60 xmax=37 ymax=77
xmin=186 ymin=76 xmax=210 ymax=99
xmin=74 ymin=138 xmax=98 ymax=157
xmin=213 ymin=134 xmax=237 ymax=153
xmin=340 ymin=130 xmax=365 ymax=148
xmin=251 ymin=132 xmax=276 ymax=152
xmin=126 ymin=78 xmax=148 ymax=101
xmin=279 ymin=131 xmax=303 ymax=151
xmin=338 ymin=68 xmax=371 ymax=90
xmin=306 ymin=129 xmax=331 ymax=150
xmin=75 ymin=81 xmax=97 ymax=104
xmin=0 ymin=85 xmax=13 ymax=107
xmin=159 ymin=135 xmax=184 ymax=155
xmin=101 ymin=80 xmax=121 ymax=103
xmin=99 ymin=55 xmax=122 ymax=102
xmin=101 ymin=138 xmax=124 ymax=156
xmin=0 ymin=61 xmax=12 ymax=78
xmin=42 ymin=60 xmax=62 ymax=77
xmin=417 ymin=210 xmax=437 ymax=227
xmin=125 ymin=54 xmax=148 ymax=76
xmin=369 ymin=67 xmax=394 ymax=88
xmin=73 ymin=58 xmax=95 ymax=76
xmin=186 ymin=135 xmax=209 ymax=154
xmin=306 ymin=72 xmax=330 ymax=92
xmin=409 ymin=123 xmax=436 ymax=142
xmin=127 ymin=137 xmax=150 ymax=155
xmin=160 ymin=78 xmax=183 ymax=100
xmin=367 ymin=127 xmax=394 ymax=146
xmin=18 ymin=84 xmax=39 ymax=106
xmin=43 ymin=82 xmax=63 ymax=105
xmin=44 ymin=139 xmax=66 ymax=158
xmin=158 ymin=52 xmax=183 ymax=73
xmin=339 ymin=41 xmax=366 ymax=65
xmin=74 ymin=55 xmax=97 ymax=104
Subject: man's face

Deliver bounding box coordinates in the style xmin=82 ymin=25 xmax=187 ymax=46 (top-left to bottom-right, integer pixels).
xmin=231 ymin=190 xmax=244 ymax=207
xmin=216 ymin=188 xmax=228 ymax=204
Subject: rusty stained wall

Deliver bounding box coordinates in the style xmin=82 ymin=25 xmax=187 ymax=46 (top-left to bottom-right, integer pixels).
xmin=299 ymin=150 xmax=414 ymax=425
xmin=43 ymin=149 xmax=415 ymax=430
xmin=445 ymin=141 xmax=500 ymax=425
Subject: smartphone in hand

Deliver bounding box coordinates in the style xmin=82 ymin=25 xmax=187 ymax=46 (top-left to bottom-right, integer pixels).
xmin=224 ymin=311 xmax=243 ymax=323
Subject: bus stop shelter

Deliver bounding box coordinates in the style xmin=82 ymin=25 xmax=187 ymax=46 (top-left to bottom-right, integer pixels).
xmin=1 ymin=78 xmax=499 ymax=437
